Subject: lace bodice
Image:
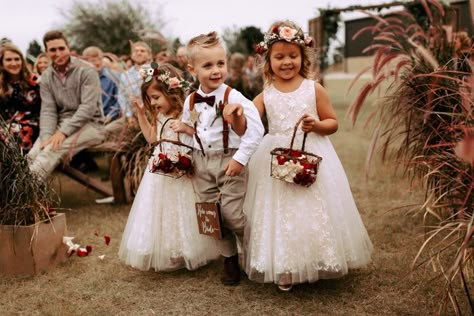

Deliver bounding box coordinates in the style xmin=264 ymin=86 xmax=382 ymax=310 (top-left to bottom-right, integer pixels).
xmin=264 ymin=79 xmax=318 ymax=136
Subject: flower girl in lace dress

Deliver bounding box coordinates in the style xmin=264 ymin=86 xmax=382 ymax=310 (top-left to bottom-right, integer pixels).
xmin=244 ymin=20 xmax=373 ymax=291
xmin=119 ymin=63 xmax=221 ymax=271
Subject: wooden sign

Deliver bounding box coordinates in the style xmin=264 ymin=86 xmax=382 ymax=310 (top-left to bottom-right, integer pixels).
xmin=195 ymin=202 xmax=223 ymax=239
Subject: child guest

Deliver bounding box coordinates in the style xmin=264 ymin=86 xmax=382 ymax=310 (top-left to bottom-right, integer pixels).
xmin=172 ymin=32 xmax=264 ymax=285
xmin=244 ymin=20 xmax=373 ymax=291
xmin=119 ymin=63 xmax=221 ymax=271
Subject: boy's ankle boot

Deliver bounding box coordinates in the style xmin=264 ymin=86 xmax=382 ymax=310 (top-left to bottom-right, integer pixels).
xmin=221 ymin=254 xmax=240 ymax=285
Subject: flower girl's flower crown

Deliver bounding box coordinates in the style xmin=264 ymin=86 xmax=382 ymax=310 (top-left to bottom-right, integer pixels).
xmin=139 ymin=61 xmax=189 ymax=91
xmin=255 ymin=26 xmax=314 ymax=55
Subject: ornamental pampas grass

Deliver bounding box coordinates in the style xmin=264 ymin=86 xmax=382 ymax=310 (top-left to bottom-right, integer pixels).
xmin=114 ymin=125 xmax=154 ymax=195
xmin=0 ymin=117 xmax=59 ymax=226
xmin=348 ymin=0 xmax=473 ymax=313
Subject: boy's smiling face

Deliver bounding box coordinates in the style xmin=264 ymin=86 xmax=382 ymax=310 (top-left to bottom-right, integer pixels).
xmin=188 ymin=45 xmax=227 ymax=94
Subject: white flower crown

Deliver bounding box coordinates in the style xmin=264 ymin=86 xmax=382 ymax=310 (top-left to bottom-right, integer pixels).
xmin=139 ymin=62 xmax=189 ymax=91
xmin=255 ymin=26 xmax=314 ymax=55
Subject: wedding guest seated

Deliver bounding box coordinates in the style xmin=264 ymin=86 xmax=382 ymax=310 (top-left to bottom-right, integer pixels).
xmin=0 ymin=43 xmax=41 ymax=153
xmin=33 ymin=52 xmax=50 ymax=80
xmin=83 ymin=46 xmax=120 ymax=124
xmin=105 ymin=41 xmax=152 ymax=140
xmin=27 ymin=30 xmax=105 ymax=180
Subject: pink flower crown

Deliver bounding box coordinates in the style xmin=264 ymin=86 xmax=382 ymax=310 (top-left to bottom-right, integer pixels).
xmin=139 ymin=62 xmax=189 ymax=91
xmin=255 ymin=26 xmax=314 ymax=55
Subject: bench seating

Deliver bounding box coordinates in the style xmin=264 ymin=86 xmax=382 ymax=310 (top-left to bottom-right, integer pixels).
xmin=59 ymin=141 xmax=127 ymax=204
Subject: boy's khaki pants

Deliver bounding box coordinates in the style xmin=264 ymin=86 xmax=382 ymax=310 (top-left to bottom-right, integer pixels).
xmin=192 ymin=149 xmax=248 ymax=257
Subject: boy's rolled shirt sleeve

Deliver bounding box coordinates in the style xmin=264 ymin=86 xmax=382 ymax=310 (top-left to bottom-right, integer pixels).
xmin=231 ymin=91 xmax=264 ymax=166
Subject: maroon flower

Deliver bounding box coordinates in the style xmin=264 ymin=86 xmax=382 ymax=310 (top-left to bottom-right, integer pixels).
xmin=158 ymin=158 xmax=174 ymax=173
xmin=293 ymin=170 xmax=316 ymax=186
xmin=276 ymin=155 xmax=287 ymax=165
xmin=283 ymin=149 xmax=302 ymax=158
xmin=255 ymin=43 xmax=266 ymax=55
xmin=175 ymin=155 xmax=192 ymax=171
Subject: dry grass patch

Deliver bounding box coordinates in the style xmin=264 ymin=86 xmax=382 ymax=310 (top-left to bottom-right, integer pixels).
xmin=0 ymin=106 xmax=446 ymax=315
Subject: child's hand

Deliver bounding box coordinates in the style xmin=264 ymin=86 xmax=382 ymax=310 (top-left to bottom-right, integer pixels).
xmin=169 ymin=120 xmax=194 ymax=135
xmin=224 ymin=159 xmax=244 ymax=177
xmin=301 ymin=113 xmax=318 ymax=133
xmin=223 ymin=104 xmax=243 ymax=123
xmin=223 ymin=103 xmax=246 ymax=136
xmin=131 ymin=96 xmax=145 ymax=116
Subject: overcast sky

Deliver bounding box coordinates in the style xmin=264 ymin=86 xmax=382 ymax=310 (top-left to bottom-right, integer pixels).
xmin=1 ymin=0 xmax=389 ymax=53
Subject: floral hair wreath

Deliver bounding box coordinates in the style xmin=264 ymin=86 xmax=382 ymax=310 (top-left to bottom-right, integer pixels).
xmin=139 ymin=61 xmax=189 ymax=91
xmin=255 ymin=26 xmax=314 ymax=55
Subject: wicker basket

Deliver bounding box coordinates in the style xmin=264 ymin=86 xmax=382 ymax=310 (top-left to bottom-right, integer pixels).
xmin=149 ymin=119 xmax=193 ymax=179
xmin=270 ymin=116 xmax=322 ymax=187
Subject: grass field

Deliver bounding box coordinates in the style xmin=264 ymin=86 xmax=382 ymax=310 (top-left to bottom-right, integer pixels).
xmin=0 ymin=105 xmax=447 ymax=316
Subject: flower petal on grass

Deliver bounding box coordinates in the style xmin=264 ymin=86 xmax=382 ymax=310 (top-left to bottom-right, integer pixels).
xmin=77 ymin=248 xmax=88 ymax=257
xmin=104 ymin=235 xmax=111 ymax=246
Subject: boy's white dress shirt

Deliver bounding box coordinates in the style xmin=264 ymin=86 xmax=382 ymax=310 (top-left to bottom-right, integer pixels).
xmin=182 ymin=83 xmax=264 ymax=166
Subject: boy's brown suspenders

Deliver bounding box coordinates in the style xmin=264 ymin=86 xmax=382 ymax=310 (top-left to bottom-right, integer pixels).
xmin=189 ymin=86 xmax=232 ymax=155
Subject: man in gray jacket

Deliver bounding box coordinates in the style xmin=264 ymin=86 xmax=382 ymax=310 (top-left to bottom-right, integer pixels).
xmin=27 ymin=30 xmax=105 ymax=179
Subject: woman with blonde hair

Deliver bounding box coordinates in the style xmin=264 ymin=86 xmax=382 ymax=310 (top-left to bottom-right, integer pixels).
xmin=33 ymin=52 xmax=50 ymax=76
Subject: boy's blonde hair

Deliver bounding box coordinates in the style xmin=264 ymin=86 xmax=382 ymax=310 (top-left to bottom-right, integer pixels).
xmin=186 ymin=31 xmax=225 ymax=64
xmin=260 ymin=20 xmax=315 ymax=86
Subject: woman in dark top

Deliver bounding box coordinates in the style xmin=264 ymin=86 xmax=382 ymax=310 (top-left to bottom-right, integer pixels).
xmin=0 ymin=43 xmax=41 ymax=152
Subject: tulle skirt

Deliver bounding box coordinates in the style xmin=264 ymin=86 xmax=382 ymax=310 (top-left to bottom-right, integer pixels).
xmin=118 ymin=170 xmax=222 ymax=271
xmin=244 ymin=132 xmax=373 ymax=284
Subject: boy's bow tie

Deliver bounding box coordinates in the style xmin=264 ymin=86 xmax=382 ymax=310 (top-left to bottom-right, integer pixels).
xmin=194 ymin=93 xmax=215 ymax=106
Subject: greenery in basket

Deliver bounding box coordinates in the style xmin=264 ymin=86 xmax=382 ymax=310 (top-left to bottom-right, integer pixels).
xmin=0 ymin=117 xmax=59 ymax=226
xmin=349 ymin=0 xmax=473 ymax=313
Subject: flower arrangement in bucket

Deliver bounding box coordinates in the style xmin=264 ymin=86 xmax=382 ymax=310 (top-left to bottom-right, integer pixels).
xmin=0 ymin=118 xmax=59 ymax=226
xmin=270 ymin=116 xmax=322 ymax=187
xmin=149 ymin=118 xmax=193 ymax=178
xmin=0 ymin=116 xmax=67 ymax=275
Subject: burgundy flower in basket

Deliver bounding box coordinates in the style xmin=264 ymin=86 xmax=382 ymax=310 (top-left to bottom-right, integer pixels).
xmin=150 ymin=149 xmax=193 ymax=178
xmin=293 ymin=169 xmax=316 ymax=186
xmin=150 ymin=152 xmax=174 ymax=174
xmin=175 ymin=154 xmax=192 ymax=171
xmin=270 ymin=116 xmax=322 ymax=187
xmin=150 ymin=118 xmax=194 ymax=178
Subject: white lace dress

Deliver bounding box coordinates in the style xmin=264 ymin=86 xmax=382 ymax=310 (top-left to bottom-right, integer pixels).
xmin=244 ymin=79 xmax=373 ymax=285
xmin=118 ymin=115 xmax=221 ymax=271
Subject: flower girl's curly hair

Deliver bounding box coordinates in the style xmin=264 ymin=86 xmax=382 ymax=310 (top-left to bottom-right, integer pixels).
xmin=141 ymin=63 xmax=186 ymax=122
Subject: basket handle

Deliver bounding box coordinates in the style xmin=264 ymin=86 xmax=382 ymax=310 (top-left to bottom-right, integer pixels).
xmin=159 ymin=117 xmax=181 ymax=152
xmin=289 ymin=115 xmax=308 ymax=152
